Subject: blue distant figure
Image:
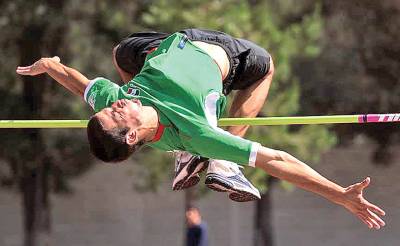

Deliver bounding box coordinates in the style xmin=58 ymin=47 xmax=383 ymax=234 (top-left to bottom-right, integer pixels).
xmin=186 ymin=206 xmax=208 ymax=246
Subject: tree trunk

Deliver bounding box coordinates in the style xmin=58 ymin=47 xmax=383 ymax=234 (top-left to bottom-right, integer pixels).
xmin=253 ymin=177 xmax=277 ymax=246
xmin=16 ymin=1 xmax=67 ymax=243
xmin=21 ymin=159 xmax=51 ymax=246
xmin=18 ymin=23 xmax=51 ymax=246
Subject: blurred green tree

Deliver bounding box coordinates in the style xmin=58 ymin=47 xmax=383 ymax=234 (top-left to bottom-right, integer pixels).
xmin=296 ymin=0 xmax=400 ymax=163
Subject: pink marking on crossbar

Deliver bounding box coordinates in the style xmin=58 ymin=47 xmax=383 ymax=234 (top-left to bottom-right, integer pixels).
xmin=358 ymin=115 xmax=366 ymax=123
xmin=358 ymin=114 xmax=400 ymax=123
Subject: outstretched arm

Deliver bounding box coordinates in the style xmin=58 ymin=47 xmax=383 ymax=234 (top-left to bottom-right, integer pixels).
xmin=255 ymin=146 xmax=386 ymax=229
xmin=16 ymin=56 xmax=89 ymax=98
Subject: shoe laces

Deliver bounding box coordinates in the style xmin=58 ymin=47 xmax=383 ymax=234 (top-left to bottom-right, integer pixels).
xmin=174 ymin=151 xmax=197 ymax=169
xmin=229 ymin=166 xmax=244 ymax=177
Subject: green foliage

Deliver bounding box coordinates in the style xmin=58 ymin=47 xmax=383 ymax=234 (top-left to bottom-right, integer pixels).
xmin=298 ymin=0 xmax=400 ymax=163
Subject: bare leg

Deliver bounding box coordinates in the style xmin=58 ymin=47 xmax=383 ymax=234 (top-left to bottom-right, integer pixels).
xmin=112 ymin=45 xmax=134 ymax=84
xmin=227 ymin=57 xmax=275 ymax=137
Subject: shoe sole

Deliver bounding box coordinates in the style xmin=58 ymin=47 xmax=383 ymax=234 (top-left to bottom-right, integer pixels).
xmin=172 ymin=160 xmax=208 ymax=191
xmin=205 ymin=174 xmax=260 ymax=202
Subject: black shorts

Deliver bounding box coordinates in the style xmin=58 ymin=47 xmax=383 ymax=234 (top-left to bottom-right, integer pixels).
xmin=115 ymin=29 xmax=271 ymax=95
xmin=115 ymin=31 xmax=170 ymax=76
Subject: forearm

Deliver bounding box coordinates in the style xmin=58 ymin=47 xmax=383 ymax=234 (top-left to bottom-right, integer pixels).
xmin=43 ymin=59 xmax=89 ymax=97
xmin=255 ymin=147 xmax=345 ymax=205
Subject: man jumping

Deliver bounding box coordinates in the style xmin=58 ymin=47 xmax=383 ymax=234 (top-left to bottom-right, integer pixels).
xmin=17 ymin=32 xmax=386 ymax=229
xmin=110 ymin=29 xmax=274 ymax=202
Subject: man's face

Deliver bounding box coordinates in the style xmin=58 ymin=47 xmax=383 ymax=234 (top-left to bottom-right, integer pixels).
xmin=95 ymin=99 xmax=142 ymax=130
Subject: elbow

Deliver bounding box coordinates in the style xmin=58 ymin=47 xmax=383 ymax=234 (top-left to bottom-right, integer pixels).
xmin=255 ymin=148 xmax=287 ymax=170
xmin=256 ymin=147 xmax=287 ymax=163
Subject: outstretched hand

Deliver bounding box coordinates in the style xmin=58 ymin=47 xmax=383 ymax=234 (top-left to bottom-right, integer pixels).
xmin=341 ymin=177 xmax=386 ymax=229
xmin=16 ymin=56 xmax=60 ymax=76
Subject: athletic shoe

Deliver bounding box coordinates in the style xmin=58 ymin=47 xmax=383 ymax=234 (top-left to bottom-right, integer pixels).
xmin=205 ymin=160 xmax=261 ymax=202
xmin=172 ymin=151 xmax=209 ymax=191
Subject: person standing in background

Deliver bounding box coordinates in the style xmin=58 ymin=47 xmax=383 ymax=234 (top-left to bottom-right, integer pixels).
xmin=186 ymin=206 xmax=209 ymax=246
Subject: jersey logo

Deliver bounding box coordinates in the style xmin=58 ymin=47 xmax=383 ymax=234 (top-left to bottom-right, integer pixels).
xmin=127 ymin=87 xmax=140 ymax=96
xmin=88 ymin=93 xmax=96 ymax=110
xmin=178 ymin=35 xmax=188 ymax=49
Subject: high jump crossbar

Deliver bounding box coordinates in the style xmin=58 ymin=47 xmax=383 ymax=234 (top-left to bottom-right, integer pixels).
xmin=0 ymin=113 xmax=399 ymax=128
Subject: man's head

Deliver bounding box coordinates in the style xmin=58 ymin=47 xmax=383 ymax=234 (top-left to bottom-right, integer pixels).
xmin=186 ymin=206 xmax=202 ymax=226
xmin=87 ymin=99 xmax=145 ymax=162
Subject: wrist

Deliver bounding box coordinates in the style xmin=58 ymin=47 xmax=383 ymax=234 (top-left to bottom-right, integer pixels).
xmin=330 ymin=186 xmax=347 ymax=206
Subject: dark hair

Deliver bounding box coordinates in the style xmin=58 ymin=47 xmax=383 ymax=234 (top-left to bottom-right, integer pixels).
xmin=87 ymin=116 xmax=144 ymax=163
xmin=186 ymin=206 xmax=199 ymax=212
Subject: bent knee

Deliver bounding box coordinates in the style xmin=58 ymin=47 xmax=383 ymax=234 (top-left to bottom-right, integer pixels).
xmin=253 ymin=55 xmax=274 ymax=87
xmin=256 ymin=56 xmax=274 ymax=84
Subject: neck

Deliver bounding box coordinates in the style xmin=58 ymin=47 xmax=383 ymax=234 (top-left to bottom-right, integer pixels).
xmin=137 ymin=106 xmax=160 ymax=142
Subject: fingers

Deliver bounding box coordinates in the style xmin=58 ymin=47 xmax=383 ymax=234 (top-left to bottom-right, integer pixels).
xmin=351 ymin=177 xmax=371 ymax=193
xmin=16 ymin=66 xmax=33 ymax=75
xmin=360 ymin=177 xmax=370 ymax=188
xmin=355 ymin=203 xmax=386 ymax=230
xmin=367 ymin=216 xmax=382 ymax=230
xmin=16 ymin=56 xmax=60 ymax=76
xmin=357 ymin=210 xmax=384 ymax=230
xmin=357 ymin=213 xmax=373 ymax=229
xmin=356 ymin=177 xmax=370 ymax=190
xmin=366 ymin=201 xmax=386 ymax=216
xmin=367 ymin=209 xmax=386 ymax=227
xmin=51 ymin=56 xmax=60 ymax=63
